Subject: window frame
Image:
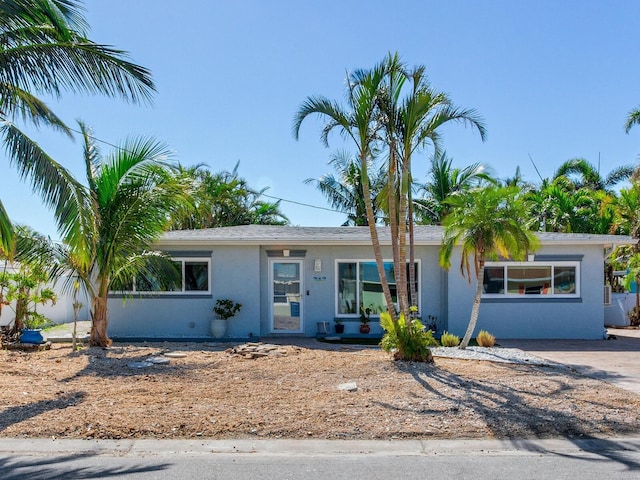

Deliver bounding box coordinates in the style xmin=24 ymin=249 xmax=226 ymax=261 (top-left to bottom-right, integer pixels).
xmin=481 ymin=261 xmax=580 ymax=299
xmin=334 ymin=259 xmax=421 ymax=318
xmin=122 ymin=257 xmax=211 ymax=295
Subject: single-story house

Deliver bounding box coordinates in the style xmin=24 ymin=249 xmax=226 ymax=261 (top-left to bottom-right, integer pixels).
xmin=105 ymin=225 xmax=632 ymax=341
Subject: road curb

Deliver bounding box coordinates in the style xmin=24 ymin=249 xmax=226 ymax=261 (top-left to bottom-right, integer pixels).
xmin=1 ymin=437 xmax=639 ymax=457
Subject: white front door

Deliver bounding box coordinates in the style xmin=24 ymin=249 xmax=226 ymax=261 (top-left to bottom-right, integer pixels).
xmin=269 ymin=259 xmax=303 ymax=333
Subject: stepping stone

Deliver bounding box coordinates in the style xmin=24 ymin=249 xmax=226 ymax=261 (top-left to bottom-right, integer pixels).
xmin=127 ymin=361 xmax=153 ymax=369
xmin=148 ymin=356 xmax=170 ymax=364
xmin=164 ymin=352 xmax=187 ymax=358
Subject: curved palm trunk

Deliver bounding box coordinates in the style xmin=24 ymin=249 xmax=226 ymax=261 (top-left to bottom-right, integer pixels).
xmin=460 ymin=262 xmax=485 ymax=349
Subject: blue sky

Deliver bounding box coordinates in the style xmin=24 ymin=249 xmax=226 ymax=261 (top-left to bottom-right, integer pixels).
xmin=4 ymin=0 xmax=640 ymax=239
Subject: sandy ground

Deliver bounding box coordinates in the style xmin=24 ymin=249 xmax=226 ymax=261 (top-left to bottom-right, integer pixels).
xmin=1 ymin=341 xmax=639 ymax=440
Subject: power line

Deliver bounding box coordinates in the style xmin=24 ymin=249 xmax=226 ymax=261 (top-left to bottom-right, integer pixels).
xmin=259 ymin=193 xmax=341 ymax=214
xmin=64 ymin=125 xmax=346 ymax=217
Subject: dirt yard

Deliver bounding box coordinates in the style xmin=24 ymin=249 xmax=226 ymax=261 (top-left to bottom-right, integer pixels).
xmin=1 ymin=342 xmax=639 ymax=440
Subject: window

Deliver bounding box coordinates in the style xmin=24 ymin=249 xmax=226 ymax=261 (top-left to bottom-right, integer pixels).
xmin=336 ymin=260 xmax=419 ymax=316
xmin=125 ymin=258 xmax=210 ymax=294
xmin=482 ymin=262 xmax=578 ymax=297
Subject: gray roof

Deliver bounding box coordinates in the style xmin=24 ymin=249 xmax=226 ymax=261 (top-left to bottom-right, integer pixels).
xmin=159 ymin=225 xmax=632 ymax=247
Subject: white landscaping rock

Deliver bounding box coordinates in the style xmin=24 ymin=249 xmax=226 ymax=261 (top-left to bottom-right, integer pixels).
xmin=338 ymin=382 xmax=358 ymax=392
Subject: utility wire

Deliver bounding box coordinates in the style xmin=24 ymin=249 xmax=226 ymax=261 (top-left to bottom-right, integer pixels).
xmin=63 ymin=125 xmax=345 ymax=216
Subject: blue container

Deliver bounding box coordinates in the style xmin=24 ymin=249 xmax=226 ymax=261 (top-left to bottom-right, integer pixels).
xmin=20 ymin=329 xmax=44 ymax=344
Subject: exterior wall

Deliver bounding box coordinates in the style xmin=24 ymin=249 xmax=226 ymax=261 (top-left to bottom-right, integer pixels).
xmin=107 ymin=246 xmax=261 ymax=339
xmin=446 ymin=245 xmax=606 ymax=339
xmin=259 ymin=244 xmax=443 ymax=337
xmin=105 ymin=239 xmax=610 ymax=340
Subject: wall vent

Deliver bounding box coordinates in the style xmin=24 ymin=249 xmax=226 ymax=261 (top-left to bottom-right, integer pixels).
xmin=604 ymin=285 xmax=612 ymax=305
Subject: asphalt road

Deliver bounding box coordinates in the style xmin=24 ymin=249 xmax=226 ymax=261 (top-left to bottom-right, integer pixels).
xmin=1 ymin=437 xmax=639 ymax=479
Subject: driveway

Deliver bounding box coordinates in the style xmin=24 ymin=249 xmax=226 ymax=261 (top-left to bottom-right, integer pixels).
xmin=500 ymin=328 xmax=640 ymax=395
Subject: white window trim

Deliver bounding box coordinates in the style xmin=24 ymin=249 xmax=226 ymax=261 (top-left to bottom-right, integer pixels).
xmin=334 ymin=259 xmax=421 ymax=318
xmin=482 ymin=261 xmax=580 ymax=299
xmin=123 ymin=257 xmax=211 ymax=295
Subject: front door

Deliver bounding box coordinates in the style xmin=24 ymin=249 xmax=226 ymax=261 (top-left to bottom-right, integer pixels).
xmin=270 ymin=259 xmax=303 ymax=333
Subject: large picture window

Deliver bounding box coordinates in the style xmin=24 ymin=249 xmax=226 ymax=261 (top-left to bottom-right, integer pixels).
xmin=125 ymin=258 xmax=210 ymax=294
xmin=336 ymin=260 xmax=419 ymax=316
xmin=482 ymin=262 xmax=579 ymax=297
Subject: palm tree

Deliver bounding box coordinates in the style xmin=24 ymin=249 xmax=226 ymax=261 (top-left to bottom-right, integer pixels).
xmin=415 ymin=151 xmax=493 ymax=225
xmin=171 ymin=162 xmax=288 ymax=229
xmin=439 ymin=185 xmax=538 ymax=349
xmin=293 ymin=58 xmax=398 ymax=320
xmin=553 ymin=158 xmax=634 ymax=192
xmin=0 ymin=0 xmax=154 ymax=255
xmin=612 ymin=183 xmax=640 ymax=238
xmin=526 ymin=176 xmax=615 ymax=234
xmin=304 ymin=151 xmax=385 ymax=226
xmin=625 ymin=106 xmax=640 ymax=133
xmin=66 ymin=123 xmax=190 ymax=347
xmin=378 ymin=58 xmax=488 ymax=314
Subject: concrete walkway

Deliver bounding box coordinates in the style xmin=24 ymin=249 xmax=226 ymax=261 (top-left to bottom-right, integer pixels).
xmin=500 ymin=328 xmax=640 ymax=395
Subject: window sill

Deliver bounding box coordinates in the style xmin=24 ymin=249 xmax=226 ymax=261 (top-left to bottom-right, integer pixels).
xmin=109 ymin=292 xmax=212 ymax=299
xmin=481 ymin=296 xmax=582 ymax=304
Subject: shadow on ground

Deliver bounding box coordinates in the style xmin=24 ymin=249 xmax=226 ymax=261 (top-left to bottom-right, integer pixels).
xmin=0 ymin=453 xmax=170 ymax=479
xmin=395 ymin=361 xmax=640 ymax=470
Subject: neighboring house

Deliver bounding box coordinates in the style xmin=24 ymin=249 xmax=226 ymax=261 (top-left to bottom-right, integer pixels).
xmin=105 ymin=225 xmax=631 ymax=340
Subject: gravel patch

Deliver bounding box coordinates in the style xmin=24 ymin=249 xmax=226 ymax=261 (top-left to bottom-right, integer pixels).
xmin=431 ymin=346 xmax=563 ymax=366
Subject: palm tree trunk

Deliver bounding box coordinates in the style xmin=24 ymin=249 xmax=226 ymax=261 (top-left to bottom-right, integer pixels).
xmin=387 ymin=149 xmax=402 ymax=315
xmin=361 ymin=152 xmax=397 ymax=321
xmin=90 ymin=278 xmax=112 ymax=347
xmin=396 ymin=160 xmax=410 ymax=320
xmin=408 ymin=184 xmax=417 ymax=308
xmin=460 ymin=263 xmax=485 ymax=349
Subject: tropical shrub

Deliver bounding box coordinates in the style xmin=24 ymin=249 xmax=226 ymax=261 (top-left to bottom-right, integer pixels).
xmin=476 ymin=330 xmax=496 ymax=347
xmin=440 ymin=331 xmax=460 ymax=347
xmin=213 ymin=299 xmax=242 ymax=320
xmin=379 ymin=312 xmax=437 ymax=362
xmin=0 ymin=262 xmax=56 ymax=331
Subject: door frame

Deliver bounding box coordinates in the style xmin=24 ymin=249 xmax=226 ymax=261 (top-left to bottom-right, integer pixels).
xmin=268 ymin=258 xmax=304 ymax=334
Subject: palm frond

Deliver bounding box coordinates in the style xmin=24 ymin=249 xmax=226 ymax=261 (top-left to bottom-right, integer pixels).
xmin=0 ymin=120 xmax=94 ymax=264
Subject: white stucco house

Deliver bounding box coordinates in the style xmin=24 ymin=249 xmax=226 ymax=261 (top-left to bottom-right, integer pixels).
xmin=104 ymin=225 xmax=631 ymax=341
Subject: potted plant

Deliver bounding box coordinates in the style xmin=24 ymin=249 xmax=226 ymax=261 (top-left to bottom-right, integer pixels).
xmin=334 ymin=318 xmax=344 ymax=334
xmin=211 ymin=298 xmax=242 ymax=338
xmin=359 ymin=305 xmax=374 ymax=334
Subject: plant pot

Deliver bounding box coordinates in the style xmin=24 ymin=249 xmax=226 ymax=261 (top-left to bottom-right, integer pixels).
xmin=317 ymin=322 xmax=330 ymax=335
xmin=20 ymin=328 xmax=44 ymax=344
xmin=360 ymin=324 xmax=370 ymax=334
xmin=335 ymin=324 xmax=344 ymax=334
xmin=210 ymin=318 xmax=227 ymax=338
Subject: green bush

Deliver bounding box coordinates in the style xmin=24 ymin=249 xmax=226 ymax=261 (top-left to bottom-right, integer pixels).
xmin=476 ymin=330 xmax=496 ymax=347
xmin=379 ymin=312 xmax=437 ymax=362
xmin=440 ymin=331 xmax=460 ymax=347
